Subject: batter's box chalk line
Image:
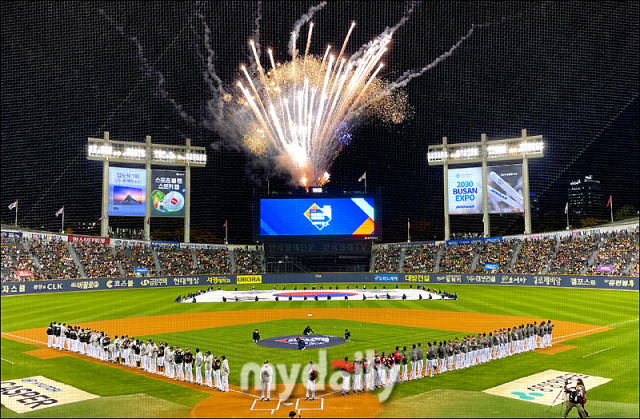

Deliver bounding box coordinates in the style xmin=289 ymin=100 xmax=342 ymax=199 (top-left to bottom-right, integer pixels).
xmin=250 ymin=398 xmax=282 ymax=415
xmin=295 ymin=397 xmax=324 ymax=411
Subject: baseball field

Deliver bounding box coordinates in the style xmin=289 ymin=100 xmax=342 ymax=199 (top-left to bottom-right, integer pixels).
xmin=1 ymin=283 xmax=638 ymax=418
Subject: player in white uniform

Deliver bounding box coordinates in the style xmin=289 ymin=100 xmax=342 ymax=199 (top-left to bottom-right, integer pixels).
xmin=306 ymin=361 xmax=317 ymax=401
xmin=194 ymin=348 xmax=203 ymax=385
xmin=260 ymin=360 xmax=274 ymax=401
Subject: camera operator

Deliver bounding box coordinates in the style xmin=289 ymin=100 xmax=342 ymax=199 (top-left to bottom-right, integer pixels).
xmin=562 ymin=378 xmax=589 ymax=418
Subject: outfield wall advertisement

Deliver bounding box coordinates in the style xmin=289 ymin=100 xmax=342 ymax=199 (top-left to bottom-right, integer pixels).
xmin=3 ymin=272 xmax=636 ymax=295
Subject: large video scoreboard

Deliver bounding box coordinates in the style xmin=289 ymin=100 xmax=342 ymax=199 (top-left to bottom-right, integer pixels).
xmin=258 ymin=197 xmax=377 ymax=239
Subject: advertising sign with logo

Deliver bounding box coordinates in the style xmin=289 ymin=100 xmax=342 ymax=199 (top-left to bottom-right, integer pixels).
xmin=448 ymin=167 xmax=483 ymax=214
xmin=487 ymin=165 xmax=524 ymax=214
xmin=1 ymin=376 xmax=99 ymax=414
xmin=374 ymin=274 xmax=399 ymax=282
xmin=483 ymin=370 xmax=611 ymax=406
xmin=237 ymin=275 xmax=262 ymax=284
xmin=108 ymin=167 xmax=146 ymax=217
xmin=150 ymin=169 xmax=186 ymax=217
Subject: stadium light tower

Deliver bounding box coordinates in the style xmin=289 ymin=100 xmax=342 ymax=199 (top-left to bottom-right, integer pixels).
xmin=87 ymin=132 xmax=207 ymax=242
xmin=428 ymin=129 xmax=544 ymax=240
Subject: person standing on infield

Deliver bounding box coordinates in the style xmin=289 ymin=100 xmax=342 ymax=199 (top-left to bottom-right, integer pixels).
xmin=220 ymin=355 xmax=230 ymax=392
xmin=194 ymin=348 xmax=203 ymax=385
xmin=213 ymin=355 xmax=222 ymax=391
xmin=306 ymin=361 xmax=318 ymax=401
xmin=260 ymin=360 xmax=274 ymax=401
xmin=204 ymin=351 xmax=213 ymax=387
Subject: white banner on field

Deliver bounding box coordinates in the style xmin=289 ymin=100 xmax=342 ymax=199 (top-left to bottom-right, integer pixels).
xmin=1 ymin=376 xmax=99 ymax=413
xmin=483 ymin=369 xmax=611 ymax=406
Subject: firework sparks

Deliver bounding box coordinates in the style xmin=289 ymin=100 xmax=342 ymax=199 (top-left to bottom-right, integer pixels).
xmin=226 ymin=22 xmax=407 ymax=186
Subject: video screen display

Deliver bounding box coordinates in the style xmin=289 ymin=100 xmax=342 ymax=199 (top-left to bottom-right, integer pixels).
xmin=108 ymin=167 xmax=146 ymax=217
xmin=150 ymin=169 xmax=186 ymax=217
xmin=260 ymin=198 xmax=375 ymax=236
xmin=448 ymin=167 xmax=483 ymax=215
xmin=487 ymin=165 xmax=524 ymax=214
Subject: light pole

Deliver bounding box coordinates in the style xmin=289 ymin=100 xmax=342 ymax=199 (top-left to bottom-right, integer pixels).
xmin=428 ymin=129 xmax=544 ymax=240
xmin=88 ymin=132 xmax=206 ymax=242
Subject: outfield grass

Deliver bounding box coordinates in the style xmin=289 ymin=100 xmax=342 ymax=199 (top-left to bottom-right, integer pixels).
xmin=2 ymin=283 xmax=638 ymax=418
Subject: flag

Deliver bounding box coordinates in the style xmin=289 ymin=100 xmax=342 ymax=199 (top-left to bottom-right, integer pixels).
xmin=8 ymin=200 xmax=18 ymax=210
xmin=564 ymin=202 xmax=568 ymax=214
xmin=606 ymin=195 xmax=612 ymax=207
xmin=223 ymin=220 xmax=227 ymax=228
xmin=522 ymin=209 xmax=525 ymax=218
xmin=56 ymin=207 xmax=64 ymax=217
xmin=408 ymin=219 xmax=410 ymax=229
xmin=99 ymin=214 xmax=108 ymax=221
xmin=358 ymin=172 xmax=366 ymax=182
xmin=146 ymin=217 xmax=150 ymax=225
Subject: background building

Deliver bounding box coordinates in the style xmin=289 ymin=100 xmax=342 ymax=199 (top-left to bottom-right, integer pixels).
xmin=568 ymin=175 xmax=607 ymax=219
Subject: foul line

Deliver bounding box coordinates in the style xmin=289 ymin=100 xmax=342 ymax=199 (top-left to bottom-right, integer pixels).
xmin=582 ymin=347 xmax=614 ymax=358
xmin=1 ymin=332 xmax=46 ymax=345
xmin=553 ymin=318 xmax=639 ymax=344
xmin=1 ymin=358 xmax=15 ymax=364
xmin=230 ymin=388 xmax=261 ymax=399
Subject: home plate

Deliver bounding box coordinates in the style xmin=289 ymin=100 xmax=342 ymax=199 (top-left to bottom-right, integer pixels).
xmin=483 ymin=370 xmax=611 ymax=406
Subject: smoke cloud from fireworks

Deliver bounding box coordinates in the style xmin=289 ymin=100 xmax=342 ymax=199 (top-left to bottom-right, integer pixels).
xmin=101 ymin=2 xmax=485 ymax=187
xmin=288 ymin=2 xmax=327 ymax=57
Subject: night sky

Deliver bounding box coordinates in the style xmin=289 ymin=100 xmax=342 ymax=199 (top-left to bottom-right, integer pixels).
xmin=2 ymin=1 xmax=638 ymax=243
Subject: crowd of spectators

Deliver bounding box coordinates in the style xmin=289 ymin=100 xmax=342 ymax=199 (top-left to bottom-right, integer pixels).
xmin=29 ymin=238 xmax=80 ymax=280
xmin=73 ymin=242 xmax=120 ymax=278
xmin=195 ymin=248 xmax=231 ymax=274
xmin=439 ymin=243 xmax=480 ymax=273
xmin=587 ymin=229 xmax=638 ymax=276
xmin=156 ymin=245 xmax=197 ymax=275
xmin=2 ymin=237 xmax=43 ymax=281
xmin=373 ymin=246 xmax=402 ymax=273
xmin=512 ymin=238 xmax=556 ymax=274
xmin=473 ymin=241 xmax=516 ymax=273
xmin=547 ymin=235 xmax=600 ymax=275
xmin=233 ymin=246 xmax=263 ymax=274
xmin=116 ymin=244 xmax=157 ymax=277
xmin=403 ymin=244 xmax=442 ymax=273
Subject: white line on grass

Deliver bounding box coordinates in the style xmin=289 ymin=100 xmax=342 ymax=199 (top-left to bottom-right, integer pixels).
xmin=553 ymin=318 xmax=639 ymax=344
xmin=1 ymin=333 xmax=46 ymax=345
xmin=582 ymin=347 xmax=614 ymax=358
xmin=1 ymin=358 xmax=15 ymax=364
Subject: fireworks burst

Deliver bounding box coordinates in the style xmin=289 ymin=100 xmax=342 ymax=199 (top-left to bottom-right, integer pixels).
xmin=103 ymin=3 xmax=483 ymax=188
xmin=227 ymin=22 xmax=408 ymax=186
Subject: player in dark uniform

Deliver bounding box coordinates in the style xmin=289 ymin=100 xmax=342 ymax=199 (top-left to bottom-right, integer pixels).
xmin=253 ymin=329 xmax=261 ymax=342
xmin=302 ymin=326 xmax=315 ymax=335
xmin=344 ymin=329 xmax=351 ymax=342
xmin=184 ymin=348 xmax=194 ymax=383
xmin=174 ymin=346 xmax=185 ymax=381
xmin=437 ymin=342 xmax=446 ymax=374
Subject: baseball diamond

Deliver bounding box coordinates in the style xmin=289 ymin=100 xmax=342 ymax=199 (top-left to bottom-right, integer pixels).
xmin=2 ymin=2 xmax=639 ymax=418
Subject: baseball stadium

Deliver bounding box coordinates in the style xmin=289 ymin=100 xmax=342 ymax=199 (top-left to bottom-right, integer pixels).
xmin=2 ymin=2 xmax=638 ymax=418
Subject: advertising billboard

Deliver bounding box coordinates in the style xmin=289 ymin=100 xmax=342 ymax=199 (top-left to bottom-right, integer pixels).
xmin=108 ymin=167 xmax=146 ymax=217
xmin=260 ymin=198 xmax=375 ymax=236
xmin=448 ymin=167 xmax=483 ymax=214
xmin=487 ymin=165 xmax=524 ymax=214
xmin=150 ymin=170 xmax=186 ymax=217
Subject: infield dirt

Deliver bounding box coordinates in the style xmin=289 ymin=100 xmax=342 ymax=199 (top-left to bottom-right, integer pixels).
xmin=3 ymin=308 xmax=609 ymax=418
